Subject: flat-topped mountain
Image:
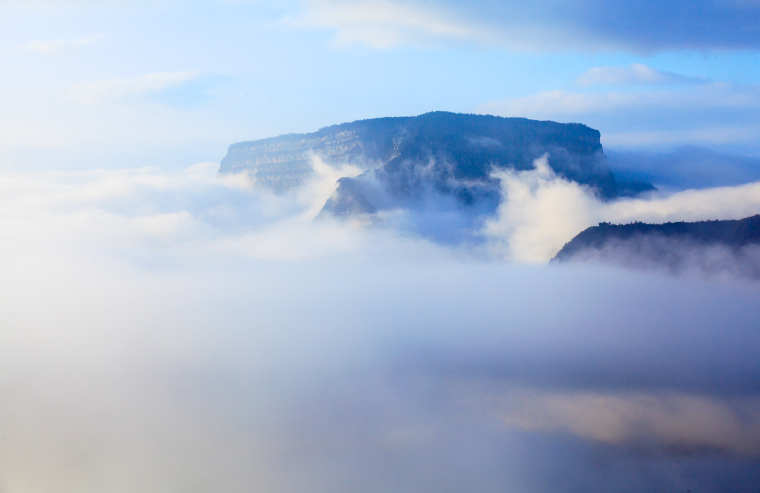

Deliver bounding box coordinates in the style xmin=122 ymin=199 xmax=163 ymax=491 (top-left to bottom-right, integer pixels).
xmin=220 ymin=112 xmax=652 ymax=220
xmin=553 ymin=215 xmax=760 ymax=277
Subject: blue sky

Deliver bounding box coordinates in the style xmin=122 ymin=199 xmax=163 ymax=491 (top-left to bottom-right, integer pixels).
xmin=2 ymin=0 xmax=760 ymax=169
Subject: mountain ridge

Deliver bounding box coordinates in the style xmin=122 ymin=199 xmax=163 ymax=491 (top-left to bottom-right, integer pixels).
xmin=552 ymin=215 xmax=760 ymax=277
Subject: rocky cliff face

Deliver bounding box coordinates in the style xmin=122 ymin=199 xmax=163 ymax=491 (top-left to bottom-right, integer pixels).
xmin=553 ymin=215 xmax=760 ymax=277
xmin=220 ymin=116 xmax=411 ymax=191
xmin=220 ymin=111 xmax=650 ymax=217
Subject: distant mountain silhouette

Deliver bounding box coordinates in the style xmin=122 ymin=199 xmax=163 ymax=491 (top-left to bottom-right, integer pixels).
xmin=553 ymin=215 xmax=760 ymax=278
xmin=607 ymin=146 xmax=760 ymax=190
xmin=220 ymin=112 xmax=653 ymax=220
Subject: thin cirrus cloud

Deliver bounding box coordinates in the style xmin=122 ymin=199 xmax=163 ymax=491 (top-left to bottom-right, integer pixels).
xmin=294 ymin=0 xmax=760 ymax=51
xmin=576 ymin=63 xmax=705 ymax=86
xmin=24 ymin=36 xmax=100 ymax=55
xmin=481 ymin=82 xmax=760 ymax=117
xmin=478 ymin=80 xmax=760 ymax=150
xmin=288 ymin=0 xmax=493 ymax=49
xmin=68 ymin=71 xmax=202 ymax=104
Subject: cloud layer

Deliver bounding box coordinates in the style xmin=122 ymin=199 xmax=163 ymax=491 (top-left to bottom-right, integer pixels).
xmin=479 ymin=80 xmax=760 ymax=151
xmin=1 ymin=160 xmax=760 ymax=491
xmin=576 ymin=63 xmax=704 ymax=86
xmin=68 ymin=71 xmax=201 ymax=104
xmin=24 ymin=36 xmax=99 ymax=55
xmin=296 ymin=0 xmax=760 ymax=52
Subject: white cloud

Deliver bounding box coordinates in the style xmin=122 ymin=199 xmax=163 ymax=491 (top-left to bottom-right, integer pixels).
xmin=289 ymin=0 xmax=760 ymax=52
xmin=484 ymin=156 xmax=760 ymax=262
xmin=497 ymin=389 xmax=760 ymax=455
xmin=24 ymin=36 xmax=99 ymax=55
xmin=604 ymin=125 xmax=760 ymax=147
xmin=484 ymin=156 xmax=599 ymax=263
xmin=1 ymin=159 xmax=760 ymax=491
xmin=68 ymin=71 xmax=201 ymax=104
xmin=481 ymin=83 xmax=760 ymax=118
xmin=478 ymin=81 xmax=760 ymax=149
xmin=576 ymin=63 xmax=702 ymax=86
xmin=0 ymin=69 xmax=231 ymax=162
xmin=289 ymin=0 xmax=493 ymax=48
xmin=482 ymin=90 xmax=614 ymax=117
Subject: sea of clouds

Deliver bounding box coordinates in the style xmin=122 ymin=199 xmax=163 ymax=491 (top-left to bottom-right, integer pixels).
xmin=1 ymin=158 xmax=760 ymax=492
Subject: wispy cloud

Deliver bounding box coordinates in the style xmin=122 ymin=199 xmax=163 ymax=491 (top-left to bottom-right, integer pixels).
xmin=69 ymin=71 xmax=201 ymax=104
xmin=291 ymin=0 xmax=760 ymax=52
xmin=478 ymin=81 xmax=760 ymax=149
xmin=481 ymin=82 xmax=760 ymax=117
xmin=288 ymin=0 xmax=492 ymax=49
xmin=24 ymin=36 xmax=100 ymax=55
xmin=577 ymin=63 xmax=704 ymax=86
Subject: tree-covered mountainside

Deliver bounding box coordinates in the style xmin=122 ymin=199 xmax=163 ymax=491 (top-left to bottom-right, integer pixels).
xmin=553 ymin=215 xmax=760 ymax=277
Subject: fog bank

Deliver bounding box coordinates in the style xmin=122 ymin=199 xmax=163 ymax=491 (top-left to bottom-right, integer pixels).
xmin=1 ymin=163 xmax=759 ymax=492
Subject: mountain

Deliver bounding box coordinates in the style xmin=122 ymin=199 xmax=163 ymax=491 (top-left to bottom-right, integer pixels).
xmin=220 ymin=112 xmax=653 ymax=218
xmin=607 ymin=146 xmax=760 ymax=190
xmin=553 ymin=215 xmax=760 ymax=278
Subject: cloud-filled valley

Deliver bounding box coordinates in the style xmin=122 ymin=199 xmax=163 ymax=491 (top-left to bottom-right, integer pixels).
xmin=2 ymin=154 xmax=760 ymax=492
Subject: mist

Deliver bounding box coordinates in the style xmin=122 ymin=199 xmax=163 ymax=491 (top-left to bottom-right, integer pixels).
xmin=1 ymin=160 xmax=760 ymax=492
xmin=485 ymin=155 xmax=760 ymax=265
xmin=607 ymin=147 xmax=760 ymax=191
